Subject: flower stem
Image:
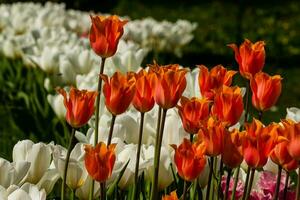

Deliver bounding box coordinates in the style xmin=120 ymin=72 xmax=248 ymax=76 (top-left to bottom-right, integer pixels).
xmin=206 ymin=157 xmax=214 ymax=200
xmin=218 ymin=159 xmax=224 ymax=199
xmin=70 ymin=189 xmax=75 ymax=200
xmin=244 ymin=80 xmax=250 ymax=125
xmin=231 ymin=166 xmax=240 ymax=200
xmin=242 ymin=166 xmax=251 ymax=200
xmin=100 ymin=182 xmax=106 ymax=200
xmin=61 ymin=128 xmax=76 ymax=200
xmin=224 ymin=168 xmax=232 ymax=200
xmin=245 ymin=168 xmax=255 ymax=200
xmin=283 ymin=171 xmax=289 ymax=200
xmin=150 ymin=108 xmax=168 ymax=200
xmin=183 ymin=180 xmax=188 ymax=200
xmin=133 ymin=112 xmax=145 ymax=200
xmin=107 ymin=114 xmax=116 ymax=146
xmin=90 ymin=57 xmax=106 ymax=200
xmin=297 ymin=167 xmax=300 ymax=200
xmin=273 ymin=165 xmax=282 ymax=200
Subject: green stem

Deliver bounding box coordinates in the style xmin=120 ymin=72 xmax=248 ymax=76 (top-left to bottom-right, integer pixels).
xmin=133 ymin=112 xmax=145 ymax=200
xmin=245 ymin=168 xmax=255 ymax=200
xmin=242 ymin=167 xmax=251 ymax=200
xmin=224 ymin=168 xmax=232 ymax=200
xmin=218 ymin=160 xmax=224 ymax=199
xmin=182 ymin=180 xmax=188 ymax=200
xmin=231 ymin=166 xmax=240 ymax=200
xmin=273 ymin=165 xmax=282 ymax=200
xmin=90 ymin=57 xmax=106 ymax=200
xmin=283 ymin=171 xmax=289 ymax=200
xmin=70 ymin=189 xmax=75 ymax=200
xmin=297 ymin=167 xmax=300 ymax=200
xmin=150 ymin=108 xmax=168 ymax=200
xmin=107 ymin=114 xmax=116 ymax=146
xmin=61 ymin=128 xmax=76 ymax=200
xmin=100 ymin=182 xmax=106 ymax=200
xmin=206 ymin=157 xmax=214 ymax=200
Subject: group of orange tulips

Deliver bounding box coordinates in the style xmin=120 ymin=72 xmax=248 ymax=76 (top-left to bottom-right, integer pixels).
xmin=56 ymin=14 xmax=300 ymax=200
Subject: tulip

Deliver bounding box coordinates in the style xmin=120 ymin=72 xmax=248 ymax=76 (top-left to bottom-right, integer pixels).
xmin=280 ymin=120 xmax=300 ymax=161
xmin=144 ymin=145 xmax=174 ymax=190
xmin=198 ymin=117 xmax=226 ymax=157
xmin=242 ymin=119 xmax=280 ymax=169
xmin=151 ymin=64 xmax=188 ymax=109
xmin=12 ymin=140 xmax=52 ymax=184
xmin=211 ymin=86 xmax=244 ymax=126
xmin=58 ymin=87 xmax=97 ymax=128
xmin=250 ymin=72 xmax=282 ymax=111
xmin=132 ymin=69 xmax=155 ymax=113
xmin=0 ymin=158 xmax=30 ymax=189
xmin=89 ymin=15 xmax=128 ymax=58
xmin=198 ymin=65 xmax=236 ymax=100
xmin=101 ymin=71 xmax=136 ymax=116
xmin=222 ymin=129 xmax=245 ymax=169
xmin=171 ymin=138 xmax=206 ymax=181
xmin=228 ymin=39 xmax=265 ymax=79
xmin=162 ymin=191 xmax=178 ymax=200
xmin=84 ymin=142 xmax=116 ymax=183
xmin=0 ymin=183 xmax=47 ymax=200
xmin=52 ymin=143 xmax=87 ymax=190
xmin=286 ymin=107 xmax=300 ymax=123
xmin=177 ymin=96 xmax=210 ymax=134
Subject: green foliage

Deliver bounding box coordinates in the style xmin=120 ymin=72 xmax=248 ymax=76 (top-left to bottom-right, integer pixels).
xmin=0 ymin=56 xmax=69 ymax=160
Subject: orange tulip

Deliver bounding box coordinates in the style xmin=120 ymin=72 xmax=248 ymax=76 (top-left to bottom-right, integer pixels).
xmin=151 ymin=64 xmax=188 ymax=109
xmin=280 ymin=120 xmax=300 ymax=161
xmin=198 ymin=117 xmax=226 ymax=157
xmin=211 ymin=86 xmax=244 ymax=126
xmin=58 ymin=87 xmax=97 ymax=128
xmin=84 ymin=142 xmax=116 ymax=182
xmin=198 ymin=65 xmax=237 ymax=100
xmin=250 ymin=72 xmax=282 ymax=111
xmin=89 ymin=15 xmax=127 ymax=58
xmin=132 ymin=69 xmax=155 ymax=113
xmin=242 ymin=119 xmax=280 ymax=168
xmin=171 ymin=138 xmax=206 ymax=181
xmin=222 ymin=129 xmax=245 ymax=169
xmin=101 ymin=72 xmax=136 ymax=115
xmin=162 ymin=191 xmax=178 ymax=200
xmin=177 ymin=96 xmax=210 ymax=134
xmin=228 ymin=39 xmax=265 ymax=79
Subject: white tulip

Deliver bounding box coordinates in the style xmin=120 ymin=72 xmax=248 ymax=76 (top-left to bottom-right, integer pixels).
xmin=52 ymin=143 xmax=87 ymax=190
xmin=0 ymin=158 xmax=30 ymax=188
xmin=12 ymin=140 xmax=52 ymax=184
xmin=47 ymin=94 xmax=66 ymax=119
xmin=1 ymin=183 xmax=47 ymax=200
xmin=75 ymin=176 xmax=100 ymax=200
xmin=286 ymin=107 xmax=300 ymax=122
xmin=143 ymin=145 xmax=174 ymax=190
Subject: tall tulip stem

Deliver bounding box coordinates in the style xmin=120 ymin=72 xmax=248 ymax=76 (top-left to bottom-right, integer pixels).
xmin=242 ymin=167 xmax=251 ymax=200
xmin=297 ymin=167 xmax=300 ymax=200
xmin=218 ymin=160 xmax=224 ymax=199
xmin=107 ymin=114 xmax=116 ymax=146
xmin=245 ymin=168 xmax=255 ymax=200
xmin=206 ymin=157 xmax=214 ymax=200
xmin=231 ymin=166 xmax=240 ymax=200
xmin=133 ymin=112 xmax=145 ymax=200
xmin=244 ymin=80 xmax=250 ymax=124
xmin=283 ymin=171 xmax=289 ymax=200
xmin=61 ymin=128 xmax=76 ymax=200
xmin=273 ymin=165 xmax=282 ymax=200
xmin=150 ymin=108 xmax=168 ymax=200
xmin=224 ymin=168 xmax=232 ymax=200
xmin=100 ymin=182 xmax=106 ymax=200
xmin=90 ymin=57 xmax=106 ymax=200
xmin=182 ymin=180 xmax=188 ymax=200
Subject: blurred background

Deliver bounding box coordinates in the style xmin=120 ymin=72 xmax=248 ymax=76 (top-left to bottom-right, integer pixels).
xmin=0 ymin=0 xmax=299 ymax=159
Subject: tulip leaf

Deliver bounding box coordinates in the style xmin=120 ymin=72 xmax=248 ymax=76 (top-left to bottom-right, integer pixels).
xmin=107 ymin=159 xmax=130 ymax=197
